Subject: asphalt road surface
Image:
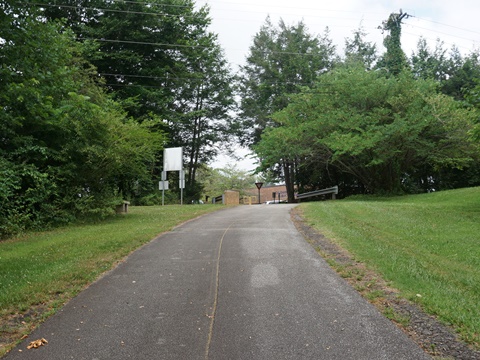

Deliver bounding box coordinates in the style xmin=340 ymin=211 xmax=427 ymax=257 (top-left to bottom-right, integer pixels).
xmin=5 ymin=204 xmax=430 ymax=359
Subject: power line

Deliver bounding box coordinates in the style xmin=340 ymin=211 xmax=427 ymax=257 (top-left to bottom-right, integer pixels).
xmin=84 ymin=38 xmax=337 ymax=59
xmin=92 ymin=38 xmax=211 ymax=49
xmin=100 ymin=72 xmax=209 ymax=81
xmin=22 ymin=0 xmax=480 ymax=40
xmin=17 ymin=1 xmax=480 ymax=60
xmin=196 ymin=0 xmax=387 ymax=16
xmin=23 ymin=0 xmax=480 ymax=50
xmin=21 ymin=2 xmax=203 ymax=20
xmin=202 ymin=1 xmax=480 ymax=38
xmin=411 ymin=15 xmax=480 ymax=37
xmin=406 ymin=23 xmax=480 ymax=45
xmin=109 ymin=0 xmax=192 ymax=10
xmin=402 ymin=31 xmax=478 ymax=53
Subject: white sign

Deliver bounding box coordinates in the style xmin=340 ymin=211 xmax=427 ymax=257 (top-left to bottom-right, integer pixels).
xmin=163 ymin=147 xmax=183 ymax=171
xmin=159 ymin=181 xmax=169 ymax=190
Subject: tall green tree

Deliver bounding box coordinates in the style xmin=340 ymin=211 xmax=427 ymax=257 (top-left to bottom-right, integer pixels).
xmin=410 ymin=37 xmax=449 ymax=81
xmin=239 ymin=17 xmax=336 ymax=145
xmin=37 ymin=0 xmax=204 ymax=119
xmin=0 ymin=11 xmax=164 ymax=237
xmin=161 ymin=22 xmax=236 ymax=198
xmin=377 ymin=10 xmax=410 ymax=75
xmin=442 ymin=51 xmax=480 ymax=101
xmin=38 ymin=0 xmax=236 ymax=198
xmin=238 ymin=17 xmax=336 ymax=201
xmin=344 ymin=26 xmax=377 ymax=69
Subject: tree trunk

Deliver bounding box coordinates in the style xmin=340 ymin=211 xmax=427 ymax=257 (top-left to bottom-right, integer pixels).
xmin=187 ymin=85 xmax=204 ymax=188
xmin=283 ymin=159 xmax=296 ymax=203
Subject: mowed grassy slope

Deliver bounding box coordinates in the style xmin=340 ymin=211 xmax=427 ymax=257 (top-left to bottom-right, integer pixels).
xmin=301 ymin=187 xmax=480 ymax=346
xmin=0 ymin=204 xmax=222 ymax=355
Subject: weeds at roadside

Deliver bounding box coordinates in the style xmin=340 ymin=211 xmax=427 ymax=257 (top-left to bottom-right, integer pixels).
xmin=383 ymin=306 xmax=410 ymax=328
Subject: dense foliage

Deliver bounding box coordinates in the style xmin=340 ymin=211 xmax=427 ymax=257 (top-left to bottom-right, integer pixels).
xmin=238 ymin=18 xmax=337 ymax=201
xmin=256 ymin=65 xmax=478 ymax=195
xmin=0 ymin=13 xmax=164 ymax=237
xmin=241 ymin=11 xmax=480 ymax=198
xmin=1 ymin=1 xmax=236 ymax=237
xmin=38 ymin=0 xmax=237 ymax=201
xmin=2 ymin=5 xmax=480 ymax=236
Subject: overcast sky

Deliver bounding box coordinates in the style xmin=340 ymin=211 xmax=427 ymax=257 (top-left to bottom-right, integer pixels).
xmin=200 ymin=0 xmax=480 ymax=171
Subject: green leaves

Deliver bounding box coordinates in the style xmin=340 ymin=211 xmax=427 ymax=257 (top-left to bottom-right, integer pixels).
xmin=239 ymin=18 xmax=336 ymax=146
xmin=0 ymin=14 xmax=165 ymax=237
xmin=257 ymin=65 xmax=479 ymax=194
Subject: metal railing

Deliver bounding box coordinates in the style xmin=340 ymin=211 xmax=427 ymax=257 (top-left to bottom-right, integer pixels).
xmin=212 ymin=195 xmax=223 ymax=204
xmin=296 ymin=186 xmax=338 ymax=201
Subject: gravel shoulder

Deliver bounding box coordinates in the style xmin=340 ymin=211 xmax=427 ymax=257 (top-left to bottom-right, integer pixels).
xmin=291 ymin=207 xmax=480 ymax=360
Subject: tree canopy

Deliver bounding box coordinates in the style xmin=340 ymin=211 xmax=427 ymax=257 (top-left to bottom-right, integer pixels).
xmin=256 ymin=65 xmax=479 ymax=195
xmin=38 ymin=0 xmax=237 ymax=200
xmin=0 ymin=13 xmax=164 ymax=236
xmin=1 ymin=1 xmax=240 ymax=236
xmin=237 ymin=17 xmax=337 ymax=201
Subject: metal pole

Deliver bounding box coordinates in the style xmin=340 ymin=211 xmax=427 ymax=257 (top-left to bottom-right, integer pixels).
xmin=180 ymin=170 xmax=184 ymax=205
xmin=255 ymin=182 xmax=264 ymax=205
xmin=161 ymin=171 xmax=166 ymax=206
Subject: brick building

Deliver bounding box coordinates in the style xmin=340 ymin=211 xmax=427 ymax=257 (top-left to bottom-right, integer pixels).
xmin=244 ymin=184 xmax=289 ymax=204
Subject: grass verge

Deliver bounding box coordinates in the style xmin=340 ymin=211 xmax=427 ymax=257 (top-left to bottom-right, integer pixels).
xmin=0 ymin=204 xmax=222 ymax=356
xmin=299 ymin=187 xmax=480 ymax=349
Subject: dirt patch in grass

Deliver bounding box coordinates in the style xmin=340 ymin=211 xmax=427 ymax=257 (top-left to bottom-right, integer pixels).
xmin=291 ymin=207 xmax=480 ymax=360
xmin=0 ymin=297 xmax=67 ymax=356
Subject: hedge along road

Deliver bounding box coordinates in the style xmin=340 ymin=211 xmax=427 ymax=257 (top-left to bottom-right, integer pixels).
xmin=4 ymin=205 xmax=430 ymax=360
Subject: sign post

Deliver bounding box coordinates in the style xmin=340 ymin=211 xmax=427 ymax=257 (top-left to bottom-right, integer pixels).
xmin=255 ymin=182 xmax=264 ymax=204
xmin=160 ymin=171 xmax=167 ymax=206
xmin=179 ymin=170 xmax=185 ymax=205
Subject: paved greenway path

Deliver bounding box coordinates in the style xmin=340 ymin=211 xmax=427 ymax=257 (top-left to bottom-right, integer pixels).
xmin=5 ymin=205 xmax=430 ymax=360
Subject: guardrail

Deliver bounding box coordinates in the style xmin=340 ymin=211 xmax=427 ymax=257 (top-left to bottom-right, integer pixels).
xmin=212 ymin=195 xmax=223 ymax=204
xmin=296 ymin=186 xmax=338 ymax=201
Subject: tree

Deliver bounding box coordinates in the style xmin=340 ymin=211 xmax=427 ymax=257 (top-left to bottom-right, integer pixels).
xmin=197 ymin=165 xmax=257 ymax=200
xmin=442 ymin=50 xmax=480 ymax=101
xmin=256 ymin=65 xmax=479 ymax=195
xmin=0 ymin=12 xmax=164 ymax=237
xmin=344 ymin=26 xmax=377 ymax=69
xmin=162 ymin=25 xmax=236 ymax=199
xmin=410 ymin=37 xmax=449 ymax=81
xmin=36 ymin=0 xmax=204 ymax=119
xmin=38 ymin=0 xmax=236 ymax=199
xmin=238 ymin=17 xmax=336 ymax=201
xmin=239 ymin=17 xmax=336 ymax=144
xmin=377 ymin=10 xmax=410 ymax=75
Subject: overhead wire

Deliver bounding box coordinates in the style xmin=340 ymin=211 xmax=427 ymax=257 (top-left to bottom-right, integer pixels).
xmin=410 ymin=15 xmax=480 ymax=36
xmin=92 ymin=38 xmax=210 ymax=49
xmin=406 ymin=23 xmax=480 ymax=45
xmin=92 ymin=37 xmax=337 ymax=58
xmin=22 ymin=1 xmax=480 ymax=54
xmin=20 ymin=1 xmax=204 ymax=19
xmin=19 ymin=1 xmax=480 ymax=85
xmin=108 ymin=0 xmax=192 ymax=10
xmin=23 ymin=0 xmax=480 ymax=39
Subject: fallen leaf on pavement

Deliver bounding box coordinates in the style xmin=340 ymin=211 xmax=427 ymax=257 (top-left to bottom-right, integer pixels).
xmin=27 ymin=338 xmax=48 ymax=349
